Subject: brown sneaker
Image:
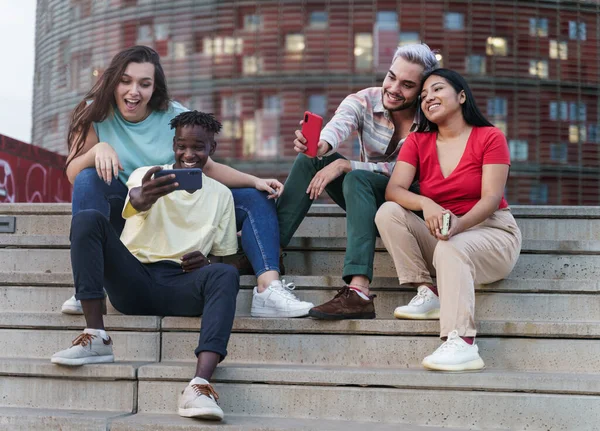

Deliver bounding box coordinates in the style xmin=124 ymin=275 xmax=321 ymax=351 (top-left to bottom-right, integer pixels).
xmin=224 ymin=252 xmax=286 ymax=276
xmin=308 ymin=286 xmax=376 ymax=320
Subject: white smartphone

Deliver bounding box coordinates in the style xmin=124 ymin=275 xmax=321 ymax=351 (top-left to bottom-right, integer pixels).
xmin=441 ymin=213 xmax=450 ymax=236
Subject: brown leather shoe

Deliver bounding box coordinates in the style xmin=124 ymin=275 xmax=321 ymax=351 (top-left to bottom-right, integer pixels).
xmin=308 ymin=286 xmax=376 ymax=320
xmin=223 ymin=252 xmax=286 ymax=276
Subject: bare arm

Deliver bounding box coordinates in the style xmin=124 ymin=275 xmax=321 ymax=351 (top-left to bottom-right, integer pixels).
xmin=203 ymin=157 xmax=283 ymax=199
xmin=65 ymin=125 xmax=99 ymax=184
xmin=203 ymin=157 xmax=259 ymax=188
xmin=385 ymin=161 xmax=426 ymax=211
xmin=66 ymin=125 xmax=123 ymax=185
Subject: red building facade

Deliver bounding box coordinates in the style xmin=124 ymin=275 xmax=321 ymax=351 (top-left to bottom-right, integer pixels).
xmin=33 ymin=0 xmax=600 ymax=204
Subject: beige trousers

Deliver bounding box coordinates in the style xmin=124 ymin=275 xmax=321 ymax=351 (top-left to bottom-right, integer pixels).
xmin=375 ymin=202 xmax=522 ymax=338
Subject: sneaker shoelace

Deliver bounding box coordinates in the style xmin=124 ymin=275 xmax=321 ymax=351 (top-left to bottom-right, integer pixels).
xmin=271 ymin=280 xmax=300 ymax=301
xmin=71 ymin=333 xmax=95 ymax=347
xmin=192 ymin=383 xmax=220 ymax=403
xmin=436 ymin=330 xmax=465 ymax=353
xmin=408 ymin=285 xmax=433 ymax=306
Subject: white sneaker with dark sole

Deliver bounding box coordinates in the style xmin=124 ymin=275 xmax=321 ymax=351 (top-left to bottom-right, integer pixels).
xmin=51 ymin=328 xmax=114 ymax=366
xmin=251 ymin=280 xmax=314 ymax=318
xmin=422 ymin=330 xmax=485 ymax=372
xmin=394 ymin=285 xmax=440 ymax=320
xmin=61 ymin=295 xmax=83 ymax=314
xmin=178 ymin=377 xmax=224 ymax=420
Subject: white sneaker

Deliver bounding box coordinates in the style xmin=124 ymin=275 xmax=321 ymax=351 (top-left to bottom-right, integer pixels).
xmin=61 ymin=295 xmax=83 ymax=314
xmin=178 ymin=377 xmax=224 ymax=420
xmin=51 ymin=328 xmax=114 ymax=366
xmin=422 ymin=330 xmax=485 ymax=372
xmin=394 ymin=285 xmax=440 ymax=319
xmin=251 ymin=280 xmax=314 ymax=318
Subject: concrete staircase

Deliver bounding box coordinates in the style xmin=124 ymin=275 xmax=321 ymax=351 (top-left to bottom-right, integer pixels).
xmin=0 ymin=203 xmax=598 ymax=430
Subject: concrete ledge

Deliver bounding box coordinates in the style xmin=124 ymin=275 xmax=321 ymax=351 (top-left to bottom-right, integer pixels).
xmin=137 ymin=381 xmax=600 ymax=429
xmin=161 ymin=332 xmax=600 ymax=372
xmin=138 ymin=361 xmax=600 ymax=395
xmin=0 ymin=313 xmax=160 ymax=331
xmin=162 ymin=316 xmax=600 ymax=338
xmin=109 ymin=413 xmax=459 ymax=431
xmin=0 ymin=358 xmax=143 ymax=380
xmin=0 ymin=407 xmax=131 ymax=431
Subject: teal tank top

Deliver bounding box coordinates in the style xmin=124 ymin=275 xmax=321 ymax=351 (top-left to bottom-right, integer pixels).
xmin=93 ymin=101 xmax=188 ymax=181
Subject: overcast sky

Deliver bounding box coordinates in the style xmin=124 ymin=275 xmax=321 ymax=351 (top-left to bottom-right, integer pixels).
xmin=0 ymin=1 xmax=36 ymax=143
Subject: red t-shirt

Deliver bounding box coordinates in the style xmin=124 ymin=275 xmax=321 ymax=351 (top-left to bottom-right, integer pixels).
xmin=398 ymin=126 xmax=510 ymax=216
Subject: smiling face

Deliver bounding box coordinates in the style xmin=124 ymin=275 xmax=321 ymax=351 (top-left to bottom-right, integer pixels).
xmin=113 ymin=62 xmax=155 ymax=123
xmin=173 ymin=125 xmax=215 ymax=171
xmin=381 ymin=57 xmax=424 ymax=112
xmin=420 ymin=75 xmax=466 ymax=124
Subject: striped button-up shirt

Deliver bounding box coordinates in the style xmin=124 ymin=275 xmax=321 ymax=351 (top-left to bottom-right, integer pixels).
xmin=320 ymin=87 xmax=416 ymax=176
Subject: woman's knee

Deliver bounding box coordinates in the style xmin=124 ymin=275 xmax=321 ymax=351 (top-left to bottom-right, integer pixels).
xmin=375 ymin=201 xmax=411 ymax=230
xmin=73 ymin=168 xmax=102 ymax=191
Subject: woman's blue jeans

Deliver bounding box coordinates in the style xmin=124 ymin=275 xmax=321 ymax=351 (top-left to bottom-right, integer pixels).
xmin=71 ymin=168 xmax=281 ymax=277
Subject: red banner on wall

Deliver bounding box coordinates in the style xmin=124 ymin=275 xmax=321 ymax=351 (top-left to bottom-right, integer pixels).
xmin=0 ymin=134 xmax=72 ymax=203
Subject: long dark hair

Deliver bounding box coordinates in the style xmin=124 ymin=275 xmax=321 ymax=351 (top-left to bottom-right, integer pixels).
xmin=66 ymin=46 xmax=170 ymax=168
xmin=416 ymin=68 xmax=493 ymax=132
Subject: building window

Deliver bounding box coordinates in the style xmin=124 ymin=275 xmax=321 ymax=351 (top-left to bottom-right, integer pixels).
xmin=529 ymin=18 xmax=548 ymax=37
xmin=221 ymin=120 xmax=241 ymax=139
xmin=588 ymin=125 xmax=599 ymax=144
xmin=486 ymin=37 xmax=507 ymax=56
xmin=172 ymin=42 xmax=188 ymax=59
xmin=549 ymin=101 xmax=571 ymax=121
xmin=308 ymin=94 xmax=327 ymax=116
xmin=466 ymin=55 xmax=486 ymax=75
xmin=569 ymin=125 xmax=586 ymax=144
xmin=244 ymin=14 xmax=262 ymax=31
xmin=376 ymin=11 xmax=397 ymax=25
xmin=137 ymin=24 xmax=153 ymax=43
xmin=221 ymin=96 xmax=241 ymax=118
xmin=263 ymin=95 xmax=281 ymax=112
xmin=530 ymin=183 xmax=549 ymax=204
xmin=154 ymin=23 xmax=169 ymax=41
xmin=529 ymin=60 xmax=548 ymax=78
xmin=309 ymin=11 xmax=328 ymax=28
xmin=444 ymin=12 xmax=464 ymax=30
xmin=550 ymin=143 xmax=568 ymax=163
xmin=569 ymin=21 xmax=586 ymax=41
xmin=487 ymin=98 xmax=507 ymax=117
xmin=549 ymin=40 xmax=568 ymax=60
xmin=399 ymin=32 xmax=420 ymax=47
xmin=569 ymin=102 xmax=586 ymax=122
xmin=203 ymin=37 xmax=243 ymax=56
xmin=509 ymin=140 xmax=528 ymax=162
xmin=354 ymin=33 xmax=373 ymax=71
xmin=285 ymin=34 xmax=305 ymax=54
xmin=242 ymin=56 xmax=262 ymax=75
xmin=242 ymin=120 xmax=256 ymax=156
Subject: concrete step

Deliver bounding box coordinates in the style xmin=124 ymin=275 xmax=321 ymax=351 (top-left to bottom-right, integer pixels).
xmin=0 ymin=408 xmax=130 ymax=431
xmin=160 ymin=331 xmax=600 ymax=372
xmin=140 ymin=361 xmax=600 ymax=396
xmin=2 ymin=249 xmax=599 ymax=286
xmin=2 ymin=205 xmax=600 ymax=250
xmin=3 ymin=287 xmax=597 ymax=323
xmin=137 ymin=380 xmax=600 ymax=430
xmin=0 ymin=329 xmax=159 ymax=361
xmin=0 ymin=312 xmax=159 ymax=330
xmin=0 ymin=375 xmax=134 ymax=412
xmin=0 ymin=409 xmax=463 ymax=431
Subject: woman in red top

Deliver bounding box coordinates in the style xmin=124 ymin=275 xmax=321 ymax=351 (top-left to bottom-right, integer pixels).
xmin=375 ymin=69 xmax=522 ymax=372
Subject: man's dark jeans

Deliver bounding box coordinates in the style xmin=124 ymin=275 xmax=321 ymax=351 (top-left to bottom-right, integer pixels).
xmin=70 ymin=209 xmax=240 ymax=359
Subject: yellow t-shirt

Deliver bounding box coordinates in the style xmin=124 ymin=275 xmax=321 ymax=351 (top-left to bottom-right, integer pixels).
xmin=120 ymin=164 xmax=238 ymax=264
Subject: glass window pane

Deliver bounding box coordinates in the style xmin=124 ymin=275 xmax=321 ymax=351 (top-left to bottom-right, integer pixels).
xmin=354 ymin=33 xmax=373 ymax=71
xmin=376 ymin=11 xmax=397 ymax=25
xmin=309 ymin=11 xmax=328 ymax=28
xmin=444 ymin=12 xmax=464 ymax=30
xmin=486 ymin=37 xmax=507 ymax=56
xmin=399 ymin=32 xmax=420 ymax=47
xmin=286 ymin=34 xmax=305 ymax=53
xmin=308 ymin=94 xmax=327 ymax=116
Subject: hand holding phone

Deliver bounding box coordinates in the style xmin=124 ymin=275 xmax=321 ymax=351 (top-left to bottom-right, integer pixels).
xmin=441 ymin=213 xmax=451 ymax=236
xmin=301 ymin=111 xmax=323 ymax=157
xmin=154 ymin=168 xmax=203 ymax=192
